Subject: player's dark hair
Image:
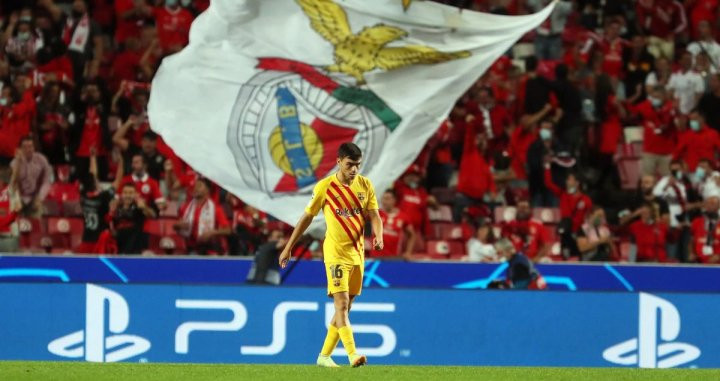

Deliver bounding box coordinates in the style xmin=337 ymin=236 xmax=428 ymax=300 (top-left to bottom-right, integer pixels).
xmin=384 ymin=188 xmax=397 ymax=198
xmin=121 ymin=183 xmax=136 ymax=191
xmin=338 ymin=142 xmax=362 ymax=161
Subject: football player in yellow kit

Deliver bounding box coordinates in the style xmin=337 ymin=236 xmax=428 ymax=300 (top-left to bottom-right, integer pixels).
xmin=279 ymin=142 xmax=383 ymax=368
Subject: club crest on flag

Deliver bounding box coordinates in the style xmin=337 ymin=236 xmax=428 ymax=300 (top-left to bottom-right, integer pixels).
xmin=227 ymin=0 xmax=469 ymax=198
xmin=149 ymin=0 xmax=558 ymax=226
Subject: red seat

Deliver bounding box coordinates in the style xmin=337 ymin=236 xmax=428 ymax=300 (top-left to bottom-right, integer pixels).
xmin=160 ymin=201 xmax=180 ymax=218
xmin=62 ymin=200 xmax=83 ymax=217
xmin=18 ymin=218 xmax=49 ymax=251
xmin=430 ymin=187 xmax=456 ymax=205
xmin=47 ymin=217 xmax=84 ymax=250
xmin=47 ymin=183 xmax=80 ymax=203
xmin=144 ymin=219 xmax=166 ymax=236
xmin=47 ymin=217 xmax=84 ymax=235
xmin=427 ymin=240 xmax=450 ymax=257
xmin=428 ymin=205 xmax=453 ymax=222
xmin=494 ymin=206 xmax=516 ymax=223
xmin=533 ymin=208 xmax=561 ymax=224
xmin=431 ymin=223 xmax=466 ymax=241
xmin=619 ymin=241 xmax=633 ymax=262
xmin=43 ymin=200 xmax=61 ymax=216
xmin=413 ymin=236 xmax=426 ymax=253
xmin=55 ymin=165 xmax=72 ymax=183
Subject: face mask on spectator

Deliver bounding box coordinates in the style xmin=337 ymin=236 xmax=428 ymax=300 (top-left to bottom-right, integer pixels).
xmin=19 ymin=16 xmax=32 ymax=23
xmin=673 ymin=170 xmax=683 ymax=180
xmin=166 ymin=0 xmax=179 ymax=7
xmin=690 ymin=120 xmax=701 ymax=131
xmin=649 ymin=96 xmax=662 ymax=108
xmin=567 ymin=186 xmax=577 ymax=194
xmin=17 ymin=32 xmax=31 ymax=41
xmin=0 ymin=98 xmax=7 ymax=107
xmin=696 ymin=167 xmax=707 ymax=180
xmin=539 ymin=128 xmax=552 ymax=141
xmin=592 ymin=216 xmax=603 ymax=227
xmin=181 ymin=0 xmax=192 ymax=6
xmin=407 ymin=181 xmax=418 ymax=189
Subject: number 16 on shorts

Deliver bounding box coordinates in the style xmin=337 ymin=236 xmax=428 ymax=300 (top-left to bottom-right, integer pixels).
xmin=330 ymin=265 xmax=343 ymax=287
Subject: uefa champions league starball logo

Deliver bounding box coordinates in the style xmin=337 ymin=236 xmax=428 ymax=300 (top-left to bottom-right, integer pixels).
xmin=226 ymin=59 xmax=399 ymax=197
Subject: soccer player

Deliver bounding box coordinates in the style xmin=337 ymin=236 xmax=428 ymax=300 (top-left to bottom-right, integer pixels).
xmin=278 ymin=142 xmax=383 ymax=368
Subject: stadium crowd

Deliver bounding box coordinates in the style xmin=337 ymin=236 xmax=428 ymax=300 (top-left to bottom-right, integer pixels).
xmin=1 ymin=0 xmax=720 ymax=265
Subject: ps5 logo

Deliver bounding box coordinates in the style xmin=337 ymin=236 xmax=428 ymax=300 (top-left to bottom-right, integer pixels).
xmin=48 ymin=284 xmax=151 ymax=362
xmin=603 ymin=293 xmax=700 ymax=368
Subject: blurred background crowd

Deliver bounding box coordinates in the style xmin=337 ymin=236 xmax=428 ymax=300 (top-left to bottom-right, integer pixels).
xmin=1 ymin=0 xmax=720 ymax=266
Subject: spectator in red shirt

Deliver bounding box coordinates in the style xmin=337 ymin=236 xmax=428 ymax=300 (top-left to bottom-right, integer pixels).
xmin=394 ymin=165 xmax=431 ymax=234
xmin=229 ymin=195 xmax=269 ymax=255
xmin=598 ymin=19 xmax=628 ymax=79
xmin=0 ymin=168 xmax=19 ymax=253
xmin=636 ymin=0 xmax=687 ymax=59
xmin=627 ymin=201 xmax=669 ymax=262
xmin=115 ymin=153 xmax=165 ymax=211
xmin=174 ymin=178 xmax=231 ymax=255
xmin=502 ymin=199 xmax=551 ymax=262
xmin=376 ymin=190 xmax=415 ymax=259
xmin=690 ymin=196 xmax=720 ymax=263
xmin=687 ymin=0 xmax=719 ymax=40
xmin=0 ymin=84 xmax=36 ymax=160
xmin=71 ymin=80 xmax=111 ymax=179
xmin=673 ymin=109 xmax=720 ymax=171
xmin=466 ymin=86 xmax=512 ymax=154
xmin=40 ymin=0 xmax=105 ymax=80
xmin=629 ymin=85 xmax=677 ymax=176
xmin=35 ymin=82 xmax=72 ymax=165
xmin=454 ymin=122 xmax=496 ymax=222
xmin=544 ymin=168 xmax=592 ymax=233
xmin=115 ymin=0 xmax=153 ymax=45
xmin=153 ymin=0 xmax=194 ymax=53
xmin=508 ymin=104 xmax=554 ymax=182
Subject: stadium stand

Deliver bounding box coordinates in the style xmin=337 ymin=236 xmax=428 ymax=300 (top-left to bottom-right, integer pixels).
xmin=0 ymin=0 xmax=720 ymax=265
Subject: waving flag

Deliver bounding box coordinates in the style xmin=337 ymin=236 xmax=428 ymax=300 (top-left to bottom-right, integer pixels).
xmin=148 ymin=0 xmax=556 ymax=227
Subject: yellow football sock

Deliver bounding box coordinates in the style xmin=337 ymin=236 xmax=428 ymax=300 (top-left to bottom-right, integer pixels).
xmin=320 ymin=325 xmax=340 ymax=356
xmin=338 ymin=325 xmax=357 ymax=356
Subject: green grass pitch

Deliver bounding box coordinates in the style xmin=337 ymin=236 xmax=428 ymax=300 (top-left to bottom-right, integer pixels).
xmin=2 ymin=362 xmax=720 ymax=381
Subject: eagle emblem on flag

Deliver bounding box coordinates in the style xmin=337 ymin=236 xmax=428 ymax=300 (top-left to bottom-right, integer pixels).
xmin=227 ymin=0 xmax=470 ymax=197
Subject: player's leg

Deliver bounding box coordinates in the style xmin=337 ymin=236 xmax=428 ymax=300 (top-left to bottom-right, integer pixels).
xmin=333 ymin=290 xmax=366 ymax=367
xmin=340 ymin=264 xmax=366 ymax=367
xmin=317 ymin=263 xmax=348 ymax=367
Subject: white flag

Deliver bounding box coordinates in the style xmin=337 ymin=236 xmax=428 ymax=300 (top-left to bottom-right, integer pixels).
xmin=148 ymin=0 xmax=556 ymax=227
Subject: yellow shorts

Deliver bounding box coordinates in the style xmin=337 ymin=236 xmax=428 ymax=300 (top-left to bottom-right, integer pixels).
xmin=325 ymin=263 xmax=363 ymax=296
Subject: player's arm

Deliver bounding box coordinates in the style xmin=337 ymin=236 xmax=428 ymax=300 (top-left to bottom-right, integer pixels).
xmin=369 ymin=209 xmax=383 ymax=251
xmin=278 ymin=212 xmax=314 ymax=268
xmin=279 ymin=182 xmax=326 ymax=268
xmin=366 ymin=181 xmax=383 ymax=250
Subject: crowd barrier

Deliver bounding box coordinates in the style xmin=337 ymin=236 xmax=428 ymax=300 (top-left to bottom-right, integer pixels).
xmin=0 ymin=282 xmax=713 ymax=367
xmin=1 ymin=255 xmax=719 ymax=292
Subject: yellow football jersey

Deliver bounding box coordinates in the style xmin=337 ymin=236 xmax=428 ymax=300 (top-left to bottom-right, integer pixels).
xmin=305 ymin=173 xmax=379 ymax=265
